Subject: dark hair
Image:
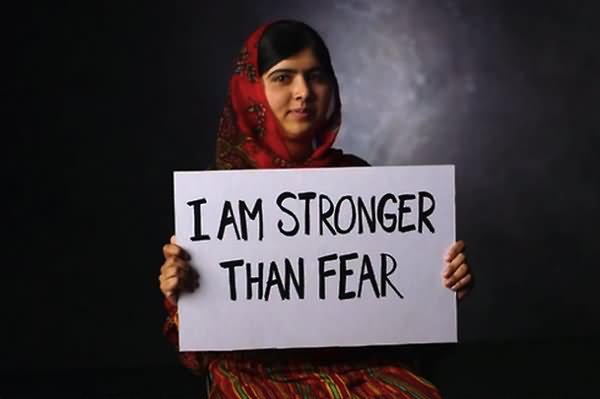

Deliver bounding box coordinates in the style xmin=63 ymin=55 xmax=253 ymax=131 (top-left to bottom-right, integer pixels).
xmin=258 ymin=20 xmax=335 ymax=77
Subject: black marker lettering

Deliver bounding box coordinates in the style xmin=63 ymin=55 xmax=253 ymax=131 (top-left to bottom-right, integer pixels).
xmin=418 ymin=191 xmax=436 ymax=233
xmin=358 ymin=254 xmax=380 ymax=298
xmin=380 ymin=253 xmax=403 ymax=298
xmin=265 ymin=261 xmax=286 ymax=301
xmin=239 ymin=199 xmax=264 ymax=241
xmin=246 ymin=261 xmax=264 ymax=300
xmin=298 ymin=192 xmax=316 ymax=235
xmin=319 ymin=194 xmax=336 ymax=236
xmin=334 ymin=195 xmax=356 ymax=235
xmin=217 ymin=201 xmax=241 ymax=240
xmin=276 ymin=192 xmax=299 ymax=237
xmin=187 ymin=198 xmax=211 ymax=241
xmin=397 ymin=194 xmax=416 ymax=233
xmin=285 ymin=257 xmax=305 ymax=300
xmin=339 ymin=252 xmax=358 ymax=300
xmin=220 ymin=259 xmax=244 ymax=300
xmin=318 ymin=253 xmax=338 ymax=299
xmin=357 ymin=196 xmax=376 ymax=234
xmin=377 ymin=194 xmax=397 ymax=233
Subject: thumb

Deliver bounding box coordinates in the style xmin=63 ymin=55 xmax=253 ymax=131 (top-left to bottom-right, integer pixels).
xmin=170 ymin=234 xmax=177 ymax=245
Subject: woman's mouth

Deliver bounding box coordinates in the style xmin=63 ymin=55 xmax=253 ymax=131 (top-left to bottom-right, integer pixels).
xmin=288 ymin=108 xmax=312 ymax=120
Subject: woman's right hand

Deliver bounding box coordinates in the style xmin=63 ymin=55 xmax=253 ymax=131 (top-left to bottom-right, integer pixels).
xmin=159 ymin=235 xmax=198 ymax=305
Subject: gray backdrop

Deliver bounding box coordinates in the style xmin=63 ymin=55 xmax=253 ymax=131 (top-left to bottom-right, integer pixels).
xmin=9 ymin=0 xmax=600 ymax=372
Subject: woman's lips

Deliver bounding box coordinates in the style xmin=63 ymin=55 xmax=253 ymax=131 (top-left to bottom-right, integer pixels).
xmin=288 ymin=108 xmax=312 ymax=120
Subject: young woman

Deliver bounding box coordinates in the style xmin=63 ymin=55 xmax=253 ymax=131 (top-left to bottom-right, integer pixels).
xmin=159 ymin=20 xmax=472 ymax=398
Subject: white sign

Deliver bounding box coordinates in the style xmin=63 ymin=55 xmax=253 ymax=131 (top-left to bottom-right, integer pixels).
xmin=174 ymin=165 xmax=456 ymax=351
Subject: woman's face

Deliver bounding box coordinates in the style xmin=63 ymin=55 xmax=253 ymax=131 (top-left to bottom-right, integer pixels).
xmin=262 ymin=48 xmax=333 ymax=150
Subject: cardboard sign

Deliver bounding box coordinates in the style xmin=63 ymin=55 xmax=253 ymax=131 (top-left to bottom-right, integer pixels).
xmin=174 ymin=165 xmax=456 ymax=351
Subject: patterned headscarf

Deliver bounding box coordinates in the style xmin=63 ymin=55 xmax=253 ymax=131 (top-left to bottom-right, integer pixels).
xmin=215 ymin=22 xmax=366 ymax=170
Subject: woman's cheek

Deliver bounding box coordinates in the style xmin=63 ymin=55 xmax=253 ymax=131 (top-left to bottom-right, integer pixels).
xmin=269 ymin=90 xmax=289 ymax=119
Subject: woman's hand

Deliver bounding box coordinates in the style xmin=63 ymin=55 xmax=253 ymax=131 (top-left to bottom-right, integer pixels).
xmin=159 ymin=235 xmax=199 ymax=305
xmin=442 ymin=240 xmax=472 ymax=300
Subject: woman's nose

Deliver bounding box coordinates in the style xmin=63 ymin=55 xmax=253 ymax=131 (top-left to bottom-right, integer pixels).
xmin=293 ymin=76 xmax=310 ymax=100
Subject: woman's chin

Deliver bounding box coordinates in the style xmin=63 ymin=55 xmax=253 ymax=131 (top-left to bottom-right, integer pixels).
xmin=280 ymin=125 xmax=316 ymax=143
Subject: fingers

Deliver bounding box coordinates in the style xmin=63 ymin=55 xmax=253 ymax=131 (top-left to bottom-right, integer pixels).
xmin=160 ymin=266 xmax=199 ymax=295
xmin=160 ymin=258 xmax=195 ymax=285
xmin=160 ymin=267 xmax=198 ymax=301
xmin=160 ymin=256 xmax=188 ymax=276
xmin=455 ymin=274 xmax=473 ymax=300
xmin=444 ymin=240 xmax=465 ymax=263
xmin=162 ymin=242 xmax=190 ymax=260
xmin=443 ymin=252 xmax=466 ymax=279
xmin=443 ymin=262 xmax=469 ymax=288
xmin=161 ymin=262 xmax=183 ymax=280
xmin=160 ymin=274 xmax=180 ymax=296
xmin=442 ymin=240 xmax=473 ymax=299
xmin=448 ymin=272 xmax=471 ymax=291
xmin=159 ymin=236 xmax=197 ymax=301
xmin=159 ymin=265 xmax=182 ymax=304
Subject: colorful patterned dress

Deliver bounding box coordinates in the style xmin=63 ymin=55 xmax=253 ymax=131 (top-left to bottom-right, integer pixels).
xmin=164 ymin=299 xmax=443 ymax=399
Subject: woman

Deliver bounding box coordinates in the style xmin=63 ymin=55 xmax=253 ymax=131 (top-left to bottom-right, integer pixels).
xmin=159 ymin=20 xmax=472 ymax=398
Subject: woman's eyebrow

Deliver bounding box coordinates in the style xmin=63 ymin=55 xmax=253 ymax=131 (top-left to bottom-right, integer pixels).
xmin=267 ymin=66 xmax=322 ymax=78
xmin=267 ymin=68 xmax=297 ymax=77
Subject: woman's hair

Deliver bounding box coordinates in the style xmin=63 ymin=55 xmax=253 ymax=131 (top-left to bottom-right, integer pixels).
xmin=258 ymin=20 xmax=335 ymax=77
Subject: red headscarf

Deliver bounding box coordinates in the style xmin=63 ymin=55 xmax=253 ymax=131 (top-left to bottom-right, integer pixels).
xmin=215 ymin=22 xmax=367 ymax=170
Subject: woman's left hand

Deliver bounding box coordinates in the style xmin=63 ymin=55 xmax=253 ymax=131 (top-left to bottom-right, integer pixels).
xmin=442 ymin=240 xmax=472 ymax=300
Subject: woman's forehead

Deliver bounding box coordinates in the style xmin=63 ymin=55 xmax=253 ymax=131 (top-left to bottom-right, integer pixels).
xmin=265 ymin=48 xmax=322 ymax=74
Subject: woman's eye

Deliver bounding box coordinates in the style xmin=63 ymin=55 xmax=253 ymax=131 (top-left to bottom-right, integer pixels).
xmin=273 ymin=74 xmax=290 ymax=83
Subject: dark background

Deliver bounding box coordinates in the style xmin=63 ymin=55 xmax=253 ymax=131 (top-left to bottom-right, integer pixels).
xmin=6 ymin=0 xmax=600 ymax=397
